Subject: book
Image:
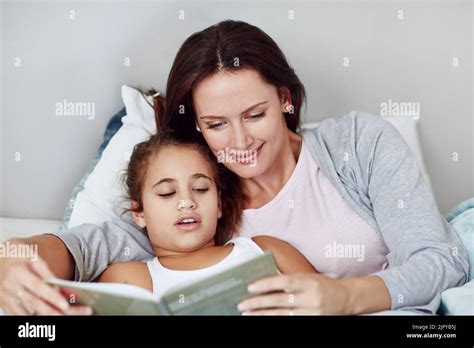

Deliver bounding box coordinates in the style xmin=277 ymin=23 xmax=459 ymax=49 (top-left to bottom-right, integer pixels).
xmin=48 ymin=251 xmax=279 ymax=315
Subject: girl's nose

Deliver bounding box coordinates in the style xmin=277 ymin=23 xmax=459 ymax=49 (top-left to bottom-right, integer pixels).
xmin=176 ymin=198 xmax=197 ymax=210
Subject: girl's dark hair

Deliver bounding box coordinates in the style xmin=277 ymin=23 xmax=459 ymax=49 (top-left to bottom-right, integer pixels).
xmin=125 ymin=96 xmax=243 ymax=245
xmin=162 ymin=19 xmax=306 ymax=140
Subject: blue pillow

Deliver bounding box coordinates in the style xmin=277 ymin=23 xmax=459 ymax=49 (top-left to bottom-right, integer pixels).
xmin=446 ymin=198 xmax=474 ymax=281
xmin=438 ymin=280 xmax=474 ymax=315
xmin=61 ymin=107 xmax=126 ymax=227
xmin=437 ymin=198 xmax=474 ymax=315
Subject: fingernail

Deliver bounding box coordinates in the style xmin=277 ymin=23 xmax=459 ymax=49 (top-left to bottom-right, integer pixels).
xmin=247 ymin=284 xmax=258 ymax=292
xmin=58 ymin=301 xmax=69 ymax=310
xmin=85 ymin=307 xmax=93 ymax=315
xmin=237 ymin=302 xmax=248 ymax=311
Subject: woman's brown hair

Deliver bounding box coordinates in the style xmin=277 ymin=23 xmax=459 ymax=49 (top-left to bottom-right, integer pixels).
xmin=125 ymin=96 xmax=243 ymax=246
xmin=162 ymin=19 xmax=306 ymax=141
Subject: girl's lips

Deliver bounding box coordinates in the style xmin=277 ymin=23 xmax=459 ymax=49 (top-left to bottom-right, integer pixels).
xmin=175 ymin=221 xmax=201 ymax=231
xmin=174 ymin=213 xmax=201 ymax=231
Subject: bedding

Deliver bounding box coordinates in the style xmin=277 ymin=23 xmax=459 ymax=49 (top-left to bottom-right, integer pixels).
xmin=438 ymin=281 xmax=474 ymax=315
xmin=0 ymin=217 xmax=62 ymax=243
xmin=66 ymin=86 xmax=156 ymax=228
xmin=446 ymin=197 xmax=474 ymax=280
xmin=62 ymin=108 xmax=126 ymax=227
xmin=436 ymin=198 xmax=474 ymax=314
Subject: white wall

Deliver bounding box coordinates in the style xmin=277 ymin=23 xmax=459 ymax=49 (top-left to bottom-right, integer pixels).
xmin=1 ymin=0 xmax=472 ymax=219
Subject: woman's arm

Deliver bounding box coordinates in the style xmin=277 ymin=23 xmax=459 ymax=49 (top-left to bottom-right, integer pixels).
xmin=240 ymin=235 xmax=390 ymax=315
xmin=48 ymin=220 xmax=155 ymax=282
xmin=0 ymin=220 xmax=154 ymax=315
xmin=252 ymin=236 xmax=316 ymax=273
xmin=0 ymin=236 xmax=90 ymax=315
xmin=12 ymin=235 xmax=75 ymax=278
xmin=354 ymin=113 xmax=469 ymax=312
xmin=340 ymin=275 xmax=391 ymax=314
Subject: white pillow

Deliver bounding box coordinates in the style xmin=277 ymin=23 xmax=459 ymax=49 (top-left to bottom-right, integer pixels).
xmin=68 ymin=86 xmax=156 ymax=228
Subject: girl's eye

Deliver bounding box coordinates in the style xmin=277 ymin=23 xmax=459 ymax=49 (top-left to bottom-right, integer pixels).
xmin=194 ymin=188 xmax=209 ymax=193
xmin=158 ymin=192 xmax=175 ymax=197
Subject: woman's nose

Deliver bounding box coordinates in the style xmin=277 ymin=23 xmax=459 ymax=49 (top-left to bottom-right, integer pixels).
xmin=176 ymin=198 xmax=197 ymax=210
xmin=233 ymin=122 xmax=254 ymax=149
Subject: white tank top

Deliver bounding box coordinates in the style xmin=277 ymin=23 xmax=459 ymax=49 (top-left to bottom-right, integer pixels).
xmin=146 ymin=237 xmax=263 ymax=299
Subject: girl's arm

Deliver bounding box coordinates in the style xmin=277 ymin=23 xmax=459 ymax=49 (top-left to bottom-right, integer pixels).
xmin=98 ymin=261 xmax=153 ymax=292
xmin=252 ymin=236 xmax=316 ymax=274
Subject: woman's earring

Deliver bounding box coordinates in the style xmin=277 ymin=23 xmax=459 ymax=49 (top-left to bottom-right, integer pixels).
xmin=285 ymin=104 xmax=294 ymax=114
xmin=196 ymin=125 xmax=201 ymax=132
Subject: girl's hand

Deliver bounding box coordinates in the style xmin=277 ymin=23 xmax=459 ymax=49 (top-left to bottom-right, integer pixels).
xmin=237 ymin=273 xmax=353 ymax=315
xmin=0 ymin=252 xmax=92 ymax=315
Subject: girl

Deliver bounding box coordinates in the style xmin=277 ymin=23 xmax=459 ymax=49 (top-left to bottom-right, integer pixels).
xmin=98 ymin=132 xmax=315 ymax=298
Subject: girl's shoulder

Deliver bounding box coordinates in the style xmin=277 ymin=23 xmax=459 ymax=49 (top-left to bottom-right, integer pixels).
xmin=98 ymin=261 xmax=152 ymax=291
xmin=251 ymin=236 xmax=316 ymax=273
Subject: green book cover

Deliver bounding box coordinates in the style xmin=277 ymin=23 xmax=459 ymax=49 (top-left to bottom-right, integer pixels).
xmin=48 ymin=251 xmax=279 ymax=315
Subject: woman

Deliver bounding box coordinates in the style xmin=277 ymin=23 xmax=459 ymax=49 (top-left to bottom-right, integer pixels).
xmin=0 ymin=20 xmax=468 ymax=315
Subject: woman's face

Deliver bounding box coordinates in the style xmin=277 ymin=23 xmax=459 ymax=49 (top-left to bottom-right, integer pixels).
xmin=193 ymin=68 xmax=290 ymax=179
xmin=132 ymin=146 xmax=222 ymax=255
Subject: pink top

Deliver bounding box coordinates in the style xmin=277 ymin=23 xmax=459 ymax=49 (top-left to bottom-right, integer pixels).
xmin=239 ymin=140 xmax=389 ymax=278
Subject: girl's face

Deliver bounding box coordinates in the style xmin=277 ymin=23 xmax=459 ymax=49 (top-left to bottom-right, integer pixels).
xmin=193 ymin=68 xmax=291 ymax=179
xmin=132 ymin=146 xmax=222 ymax=256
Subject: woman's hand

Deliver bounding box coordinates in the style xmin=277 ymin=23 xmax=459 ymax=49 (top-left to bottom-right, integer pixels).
xmin=237 ymin=273 xmax=391 ymax=315
xmin=237 ymin=273 xmax=352 ymax=315
xmin=0 ymin=246 xmax=92 ymax=315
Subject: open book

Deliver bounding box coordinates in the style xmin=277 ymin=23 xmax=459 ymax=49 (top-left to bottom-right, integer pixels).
xmin=48 ymin=252 xmax=279 ymax=315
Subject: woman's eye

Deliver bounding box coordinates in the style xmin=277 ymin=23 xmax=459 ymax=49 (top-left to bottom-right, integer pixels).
xmin=194 ymin=188 xmax=209 ymax=193
xmin=207 ymin=122 xmax=226 ymax=130
xmin=246 ymin=112 xmax=265 ymax=120
xmin=158 ymin=192 xmax=175 ymax=197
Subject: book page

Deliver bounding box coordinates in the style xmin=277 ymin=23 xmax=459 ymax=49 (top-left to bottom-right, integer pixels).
xmin=49 ymin=278 xmax=156 ymax=302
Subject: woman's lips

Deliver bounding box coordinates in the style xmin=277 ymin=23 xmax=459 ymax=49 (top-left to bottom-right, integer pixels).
xmin=232 ymin=143 xmax=264 ymax=165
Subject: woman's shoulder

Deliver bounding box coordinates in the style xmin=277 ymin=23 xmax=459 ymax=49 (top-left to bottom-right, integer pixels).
xmin=302 ymin=110 xmax=400 ymax=167
xmin=302 ymin=111 xmax=391 ymax=142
